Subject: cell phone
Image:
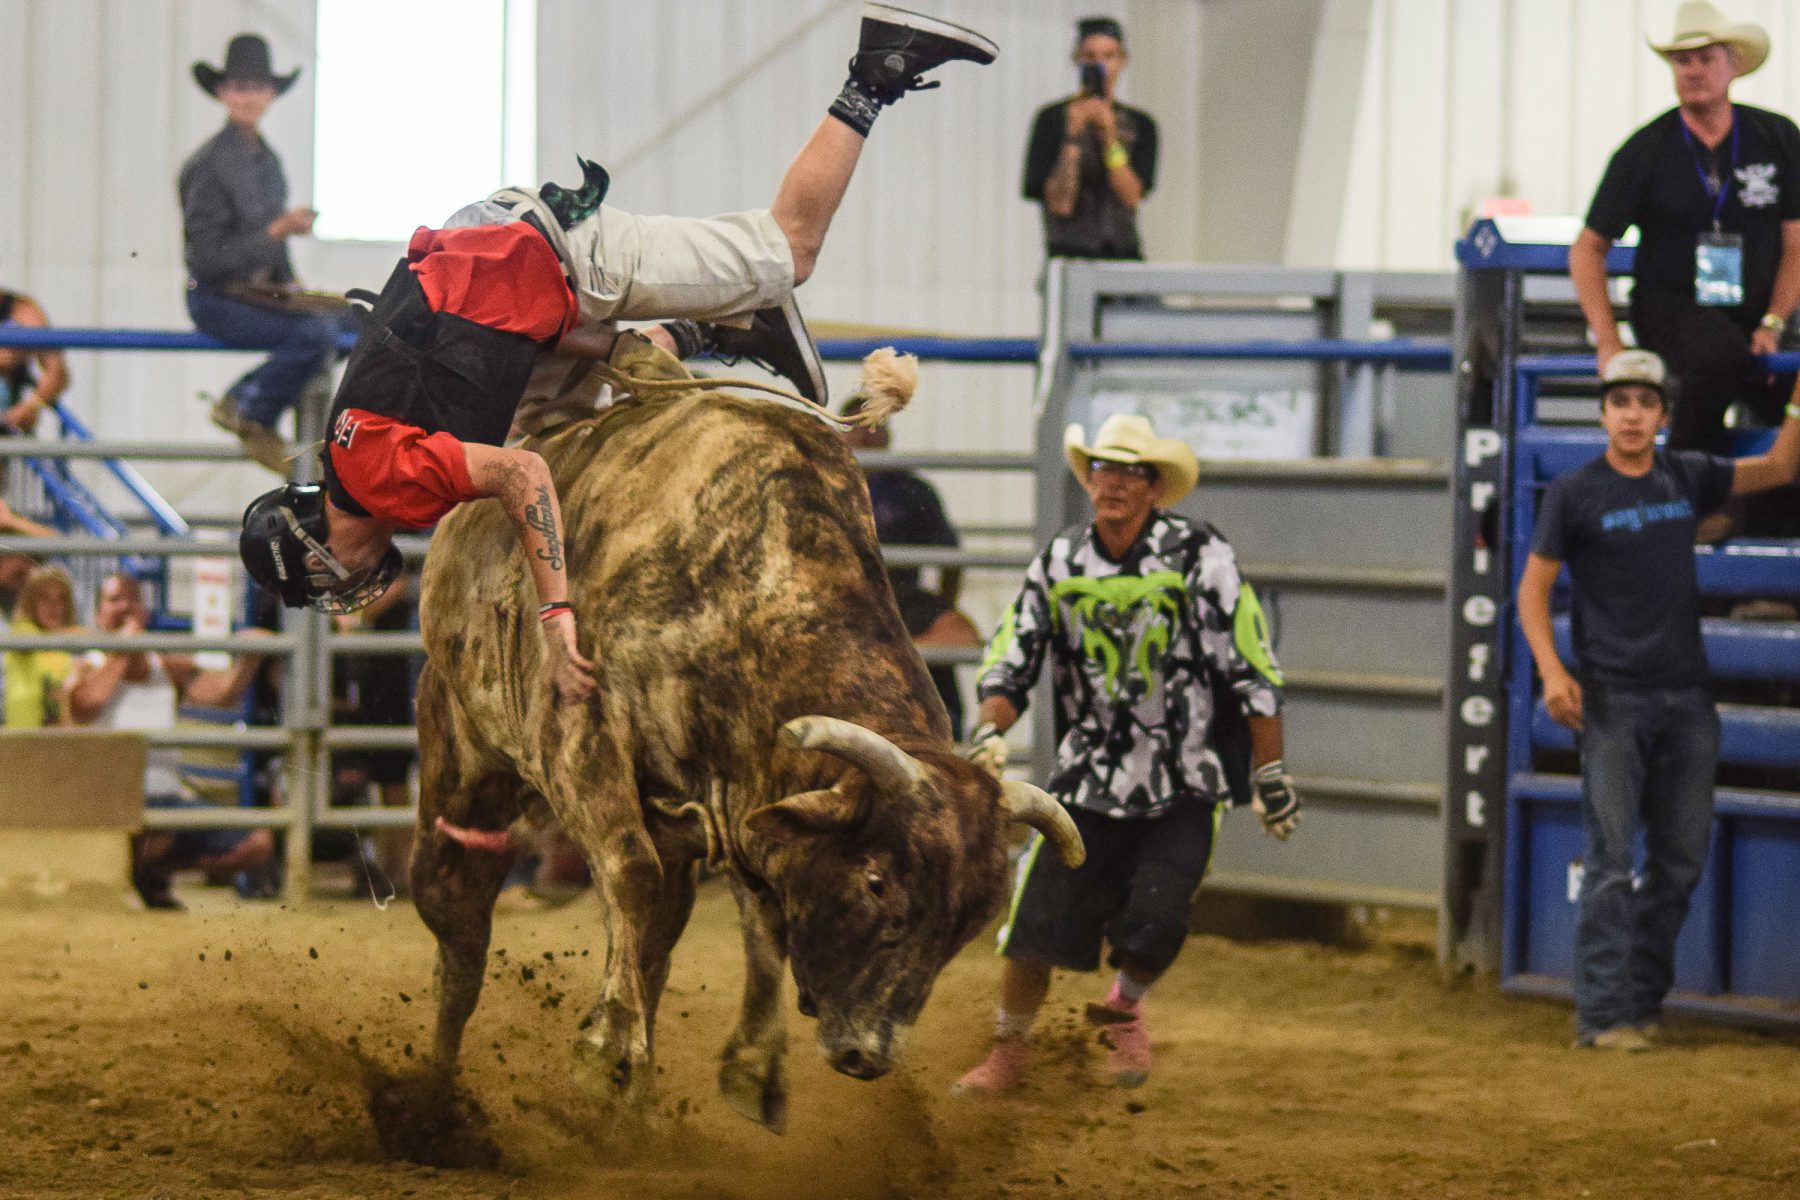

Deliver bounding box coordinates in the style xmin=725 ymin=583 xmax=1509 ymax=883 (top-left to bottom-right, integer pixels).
xmin=1079 ymin=61 xmax=1106 ymax=95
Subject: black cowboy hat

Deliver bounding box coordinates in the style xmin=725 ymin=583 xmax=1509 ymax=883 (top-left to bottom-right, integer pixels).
xmin=193 ymin=34 xmax=300 ymax=98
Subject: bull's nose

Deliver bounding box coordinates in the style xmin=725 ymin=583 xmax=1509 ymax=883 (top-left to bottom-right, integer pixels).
xmin=797 ymin=989 xmax=818 ymax=1018
xmin=829 ymin=1047 xmax=889 ymax=1080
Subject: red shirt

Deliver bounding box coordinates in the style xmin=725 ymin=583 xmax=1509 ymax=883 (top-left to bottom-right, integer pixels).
xmin=327 ymin=409 xmax=484 ymax=529
xmin=405 ymin=222 xmax=575 ymax=340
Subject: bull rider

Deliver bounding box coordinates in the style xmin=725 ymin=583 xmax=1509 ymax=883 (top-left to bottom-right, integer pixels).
xmin=236 ymin=3 xmax=997 ymax=705
xmin=953 ymin=414 xmax=1300 ymax=1094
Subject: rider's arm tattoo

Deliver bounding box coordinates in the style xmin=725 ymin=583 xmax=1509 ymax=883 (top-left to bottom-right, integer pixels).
xmin=524 ymin=483 xmax=564 ymax=571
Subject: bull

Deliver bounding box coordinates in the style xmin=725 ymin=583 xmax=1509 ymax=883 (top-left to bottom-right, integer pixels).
xmin=406 ymin=343 xmax=1083 ymax=1132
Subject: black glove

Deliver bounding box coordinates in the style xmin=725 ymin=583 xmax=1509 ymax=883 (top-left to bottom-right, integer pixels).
xmin=1252 ymin=760 xmax=1300 ymax=841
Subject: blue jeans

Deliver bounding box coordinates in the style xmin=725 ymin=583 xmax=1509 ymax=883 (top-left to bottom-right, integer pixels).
xmin=1574 ymin=683 xmax=1719 ymax=1036
xmin=186 ymin=286 xmax=350 ymax=428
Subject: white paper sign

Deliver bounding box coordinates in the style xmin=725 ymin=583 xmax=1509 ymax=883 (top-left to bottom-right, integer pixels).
xmin=1089 ymin=386 xmax=1318 ymax=460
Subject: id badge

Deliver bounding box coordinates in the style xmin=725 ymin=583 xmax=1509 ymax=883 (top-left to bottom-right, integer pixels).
xmin=1696 ymin=231 xmax=1744 ymax=306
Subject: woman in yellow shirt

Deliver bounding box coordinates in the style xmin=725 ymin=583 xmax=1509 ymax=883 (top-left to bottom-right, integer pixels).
xmin=5 ymin=566 xmax=76 ymax=727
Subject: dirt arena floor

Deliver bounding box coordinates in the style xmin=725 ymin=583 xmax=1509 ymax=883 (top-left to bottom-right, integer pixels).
xmin=2 ymin=877 xmax=1797 ymax=1200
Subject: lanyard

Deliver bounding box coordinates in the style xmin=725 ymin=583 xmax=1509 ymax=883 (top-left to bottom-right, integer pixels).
xmin=1680 ymin=109 xmax=1739 ymax=230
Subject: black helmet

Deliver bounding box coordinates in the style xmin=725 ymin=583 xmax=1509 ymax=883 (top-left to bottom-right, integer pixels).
xmin=239 ymin=484 xmax=401 ymax=614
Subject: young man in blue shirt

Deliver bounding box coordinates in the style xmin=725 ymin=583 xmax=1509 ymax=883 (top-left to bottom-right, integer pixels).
xmin=1517 ymin=349 xmax=1800 ymax=1050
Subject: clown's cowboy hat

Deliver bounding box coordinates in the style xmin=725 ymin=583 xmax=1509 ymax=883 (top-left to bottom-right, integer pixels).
xmin=193 ymin=34 xmax=300 ymax=98
xmin=1063 ymin=414 xmax=1200 ymax=506
xmin=1648 ymin=3 xmax=1769 ymax=76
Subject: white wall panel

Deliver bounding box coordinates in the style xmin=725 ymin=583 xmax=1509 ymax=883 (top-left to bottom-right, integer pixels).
xmin=1321 ymin=0 xmax=1800 ymax=270
xmin=4 ymin=1 xmax=1207 ymax=642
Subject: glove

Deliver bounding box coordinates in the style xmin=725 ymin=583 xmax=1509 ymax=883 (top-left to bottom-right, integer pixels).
xmin=1252 ymin=760 xmax=1300 ymax=841
xmin=963 ymin=722 xmax=1009 ymax=777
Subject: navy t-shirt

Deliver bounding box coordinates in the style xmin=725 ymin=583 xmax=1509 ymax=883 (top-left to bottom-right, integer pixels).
xmin=1585 ymin=105 xmax=1800 ymax=322
xmin=1532 ymin=450 xmax=1735 ymax=688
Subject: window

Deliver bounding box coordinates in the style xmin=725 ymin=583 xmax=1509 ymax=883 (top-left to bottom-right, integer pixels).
xmin=312 ymin=0 xmax=536 ymax=242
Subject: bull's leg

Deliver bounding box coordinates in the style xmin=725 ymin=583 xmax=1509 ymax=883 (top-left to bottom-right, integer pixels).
xmin=636 ymin=811 xmax=703 ymax=1058
xmin=412 ymin=785 xmax=522 ymax=1077
xmin=549 ymin=730 xmax=667 ymax=1105
xmin=411 ymin=666 xmax=527 ymax=1079
xmin=719 ymin=875 xmax=791 ymax=1132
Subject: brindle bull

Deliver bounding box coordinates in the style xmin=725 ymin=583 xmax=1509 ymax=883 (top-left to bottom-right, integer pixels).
xmin=409 ymin=347 xmax=1082 ymax=1130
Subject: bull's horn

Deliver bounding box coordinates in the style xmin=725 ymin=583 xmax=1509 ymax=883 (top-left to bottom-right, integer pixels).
xmin=780 ymin=716 xmax=924 ymax=798
xmin=999 ymin=780 xmax=1086 ymax=867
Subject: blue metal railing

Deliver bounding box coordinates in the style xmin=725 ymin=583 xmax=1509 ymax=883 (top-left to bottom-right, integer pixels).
xmin=1500 ymin=353 xmax=1800 ymax=1017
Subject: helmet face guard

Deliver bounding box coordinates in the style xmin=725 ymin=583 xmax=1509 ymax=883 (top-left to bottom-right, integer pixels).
xmin=239 ymin=484 xmax=401 ymax=614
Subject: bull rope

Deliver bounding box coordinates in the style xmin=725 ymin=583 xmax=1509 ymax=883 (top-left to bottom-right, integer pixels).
xmin=647 ymin=778 xmax=738 ymax=875
xmin=587 ymin=360 xmax=852 ymax=431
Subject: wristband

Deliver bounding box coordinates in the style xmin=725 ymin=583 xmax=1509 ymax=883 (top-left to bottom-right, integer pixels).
xmin=1762 ymin=312 xmax=1787 ymax=333
xmin=1103 ymin=143 xmax=1129 ymax=171
xmin=538 ymin=602 xmax=573 ymax=622
xmin=1787 ymin=403 xmax=1800 ymax=419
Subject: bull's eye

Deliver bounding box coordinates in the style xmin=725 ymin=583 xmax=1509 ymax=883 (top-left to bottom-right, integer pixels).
xmin=865 ymin=873 xmax=886 ymax=898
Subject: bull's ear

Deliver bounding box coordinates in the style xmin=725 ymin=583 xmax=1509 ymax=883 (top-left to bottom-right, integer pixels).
xmin=745 ymin=789 xmax=861 ymax=843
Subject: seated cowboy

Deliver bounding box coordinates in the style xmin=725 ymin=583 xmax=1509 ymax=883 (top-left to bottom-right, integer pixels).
xmin=236 ymin=4 xmax=998 ymax=706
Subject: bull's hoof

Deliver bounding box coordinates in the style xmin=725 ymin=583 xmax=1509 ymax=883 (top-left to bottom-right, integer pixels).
xmin=573 ymin=1034 xmax=651 ymax=1107
xmin=719 ymin=1046 xmax=788 ymax=1134
xmin=365 ymin=1067 xmax=501 ymax=1169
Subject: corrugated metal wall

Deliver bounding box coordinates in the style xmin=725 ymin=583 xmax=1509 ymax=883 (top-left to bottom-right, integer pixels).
xmin=1327 ymin=0 xmax=1800 ymax=270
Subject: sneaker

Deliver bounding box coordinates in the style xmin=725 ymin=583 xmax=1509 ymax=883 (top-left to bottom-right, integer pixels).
xmin=1634 ymin=1020 xmax=1663 ymax=1043
xmin=1098 ymin=1012 xmax=1151 ymax=1087
xmin=849 ymin=3 xmax=998 ymax=105
xmin=700 ymin=296 xmax=828 ymax=407
xmin=1573 ymin=1025 xmax=1651 ymax=1052
xmin=950 ymin=1037 xmax=1028 ymax=1095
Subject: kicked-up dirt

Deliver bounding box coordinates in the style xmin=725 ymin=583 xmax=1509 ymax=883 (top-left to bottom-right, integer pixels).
xmin=1 ymin=878 xmax=1796 ymax=1199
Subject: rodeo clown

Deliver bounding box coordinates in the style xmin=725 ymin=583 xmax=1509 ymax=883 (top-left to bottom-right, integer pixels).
xmin=953 ymin=414 xmax=1299 ymax=1094
xmin=237 ymin=4 xmax=997 ymax=704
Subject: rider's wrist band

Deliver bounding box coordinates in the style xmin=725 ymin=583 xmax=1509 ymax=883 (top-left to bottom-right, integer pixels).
xmin=1763 ymin=312 xmax=1787 ymax=332
xmin=1104 ymin=143 xmax=1129 ymax=171
xmin=1787 ymin=403 xmax=1800 ymax=420
xmin=538 ymin=602 xmax=573 ymax=621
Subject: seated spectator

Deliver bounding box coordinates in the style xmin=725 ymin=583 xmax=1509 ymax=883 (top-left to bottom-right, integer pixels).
xmin=181 ymin=34 xmax=349 ymax=472
xmin=0 ymin=496 xmax=56 ymax=619
xmin=842 ymin=395 xmax=983 ymax=736
xmin=5 ymin=565 xmax=77 ymax=727
xmin=0 ymin=288 xmax=69 ymax=447
xmin=64 ymin=572 xmax=273 ymax=909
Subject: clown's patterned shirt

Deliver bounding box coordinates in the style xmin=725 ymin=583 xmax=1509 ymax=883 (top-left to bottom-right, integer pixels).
xmin=978 ymin=512 xmax=1282 ymax=819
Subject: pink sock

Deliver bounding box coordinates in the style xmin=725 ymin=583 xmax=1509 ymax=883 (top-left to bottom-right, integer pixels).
xmin=1104 ymin=975 xmax=1144 ymax=1012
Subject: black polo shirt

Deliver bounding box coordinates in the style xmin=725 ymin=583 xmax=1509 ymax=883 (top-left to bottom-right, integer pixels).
xmin=1022 ymin=98 xmax=1158 ymax=260
xmin=1585 ymin=105 xmax=1800 ymax=322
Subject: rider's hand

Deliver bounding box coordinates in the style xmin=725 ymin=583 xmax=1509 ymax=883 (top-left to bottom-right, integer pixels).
xmin=544 ymin=610 xmax=596 ymax=705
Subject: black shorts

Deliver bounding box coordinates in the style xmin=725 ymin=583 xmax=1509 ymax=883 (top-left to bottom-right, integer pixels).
xmin=999 ymin=799 xmax=1219 ymax=974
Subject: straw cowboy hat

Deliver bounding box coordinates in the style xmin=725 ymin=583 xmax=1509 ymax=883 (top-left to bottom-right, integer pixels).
xmin=193 ymin=34 xmax=300 ymax=98
xmin=1063 ymin=414 xmax=1200 ymax=507
xmin=1648 ymin=3 xmax=1769 ymax=76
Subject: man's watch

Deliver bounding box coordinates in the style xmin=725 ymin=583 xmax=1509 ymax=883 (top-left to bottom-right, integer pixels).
xmin=1761 ymin=312 xmax=1787 ymax=333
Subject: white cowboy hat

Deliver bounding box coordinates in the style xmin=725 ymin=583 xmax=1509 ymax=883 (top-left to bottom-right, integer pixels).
xmin=1063 ymin=414 xmax=1200 ymax=507
xmin=1648 ymin=2 xmax=1769 ymax=76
